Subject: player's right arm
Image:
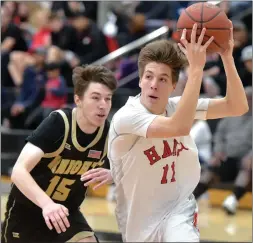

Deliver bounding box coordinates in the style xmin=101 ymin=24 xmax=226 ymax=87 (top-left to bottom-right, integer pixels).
xmin=11 ymin=112 xmax=70 ymax=234
xmin=147 ymin=25 xmax=214 ymax=138
xmin=113 ymin=25 xmax=214 ymax=139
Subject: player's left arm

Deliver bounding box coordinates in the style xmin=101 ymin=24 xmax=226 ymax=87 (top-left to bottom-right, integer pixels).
xmin=206 ymin=26 xmax=248 ymax=120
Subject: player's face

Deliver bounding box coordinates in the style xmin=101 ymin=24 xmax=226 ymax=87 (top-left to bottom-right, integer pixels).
xmin=139 ymin=62 xmax=176 ymax=114
xmin=76 ymin=82 xmax=113 ymax=127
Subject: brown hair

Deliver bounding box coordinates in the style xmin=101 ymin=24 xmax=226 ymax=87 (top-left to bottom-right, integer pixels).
xmin=72 ymin=64 xmax=117 ymax=97
xmin=138 ymin=39 xmax=187 ymax=83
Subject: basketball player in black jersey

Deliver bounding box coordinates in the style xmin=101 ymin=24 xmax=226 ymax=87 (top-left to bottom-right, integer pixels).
xmin=2 ymin=65 xmax=117 ymax=243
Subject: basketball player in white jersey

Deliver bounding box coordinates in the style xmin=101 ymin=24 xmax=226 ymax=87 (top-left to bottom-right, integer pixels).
xmin=81 ymin=24 xmax=248 ymax=242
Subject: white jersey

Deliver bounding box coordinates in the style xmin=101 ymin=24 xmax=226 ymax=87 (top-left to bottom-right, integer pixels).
xmin=108 ymin=95 xmax=210 ymax=242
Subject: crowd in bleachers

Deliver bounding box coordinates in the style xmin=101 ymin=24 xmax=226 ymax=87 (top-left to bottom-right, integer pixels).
xmin=1 ymin=1 xmax=252 ymax=214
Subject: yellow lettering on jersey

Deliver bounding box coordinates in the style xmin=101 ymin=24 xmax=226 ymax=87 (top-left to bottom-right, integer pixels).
xmin=48 ymin=156 xmax=62 ymax=173
xmin=91 ymin=160 xmax=104 ymax=169
xmin=69 ymin=160 xmax=82 ymax=174
xmin=63 ymin=160 xmax=76 ymax=174
xmin=77 ymin=161 xmax=93 ymax=175
xmin=55 ymin=159 xmax=70 ymax=174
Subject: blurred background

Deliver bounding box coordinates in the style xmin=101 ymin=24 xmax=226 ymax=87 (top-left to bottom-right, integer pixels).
xmin=1 ymin=1 xmax=252 ymax=242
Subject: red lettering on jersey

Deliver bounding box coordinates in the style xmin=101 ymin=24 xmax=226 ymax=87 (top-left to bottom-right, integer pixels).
xmin=172 ymin=139 xmax=179 ymax=156
xmin=170 ymin=161 xmax=176 ymax=182
xmin=144 ymin=146 xmax=161 ymax=165
xmin=177 ymin=142 xmax=189 ymax=156
xmin=162 ymin=140 xmax=172 ymax=158
xmin=161 ymin=164 xmax=169 ymax=184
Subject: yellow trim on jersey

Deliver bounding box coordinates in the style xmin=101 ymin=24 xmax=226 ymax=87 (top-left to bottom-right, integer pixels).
xmin=66 ymin=231 xmax=95 ymax=242
xmin=71 ymin=108 xmax=105 ymax=152
xmin=43 ymin=110 xmax=69 ymax=158
xmin=3 ymin=200 xmax=16 ymax=243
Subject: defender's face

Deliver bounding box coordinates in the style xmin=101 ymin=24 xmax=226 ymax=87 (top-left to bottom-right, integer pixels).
xmin=76 ymin=82 xmax=112 ymax=127
xmin=139 ymin=62 xmax=176 ymax=114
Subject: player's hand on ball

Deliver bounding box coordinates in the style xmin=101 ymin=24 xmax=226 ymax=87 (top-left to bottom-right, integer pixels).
xmin=81 ymin=168 xmax=113 ymax=190
xmin=42 ymin=202 xmax=70 ymax=234
xmin=218 ymin=23 xmax=234 ymax=58
xmin=178 ymin=23 xmax=214 ymax=69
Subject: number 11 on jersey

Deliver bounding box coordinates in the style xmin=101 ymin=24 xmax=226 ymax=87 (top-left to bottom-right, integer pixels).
xmin=161 ymin=161 xmax=176 ymax=184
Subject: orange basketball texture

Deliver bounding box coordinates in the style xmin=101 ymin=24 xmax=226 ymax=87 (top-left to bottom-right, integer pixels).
xmin=177 ymin=2 xmax=232 ymax=53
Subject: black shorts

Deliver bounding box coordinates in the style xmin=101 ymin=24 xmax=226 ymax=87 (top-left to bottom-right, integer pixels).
xmin=1 ymin=202 xmax=97 ymax=243
xmin=209 ymin=157 xmax=241 ymax=182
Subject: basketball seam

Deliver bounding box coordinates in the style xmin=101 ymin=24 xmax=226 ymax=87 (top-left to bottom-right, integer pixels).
xmin=177 ymin=28 xmax=231 ymax=30
xmin=203 ymin=34 xmax=224 ymax=50
xmin=201 ymin=2 xmax=204 ymax=29
xmin=184 ymin=8 xmax=223 ymax=23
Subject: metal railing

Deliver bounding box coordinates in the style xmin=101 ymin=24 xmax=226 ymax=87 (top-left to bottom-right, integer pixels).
xmin=92 ymin=26 xmax=169 ymax=66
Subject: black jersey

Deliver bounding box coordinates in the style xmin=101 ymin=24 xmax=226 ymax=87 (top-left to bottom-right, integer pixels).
xmin=9 ymin=108 xmax=110 ymax=213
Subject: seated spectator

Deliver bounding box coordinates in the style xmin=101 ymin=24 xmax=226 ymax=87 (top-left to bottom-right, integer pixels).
xmin=70 ymin=12 xmax=109 ymax=64
xmin=101 ymin=1 xmax=170 ymax=46
xmin=1 ymin=6 xmax=28 ymax=87
xmin=25 ymin=62 xmax=67 ymax=127
xmin=51 ymin=1 xmax=98 ymax=23
xmin=8 ymin=9 xmax=51 ymax=87
xmin=3 ymin=47 xmax=47 ymax=129
xmin=194 ymin=86 xmax=252 ymax=215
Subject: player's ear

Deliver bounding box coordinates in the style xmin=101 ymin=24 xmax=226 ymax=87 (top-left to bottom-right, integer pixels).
xmin=139 ymin=77 xmax=142 ymax=89
xmin=74 ymin=94 xmax=81 ymax=107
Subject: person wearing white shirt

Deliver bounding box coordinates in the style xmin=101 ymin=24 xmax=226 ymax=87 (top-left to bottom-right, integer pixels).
xmin=82 ymin=24 xmax=248 ymax=242
xmin=190 ymin=120 xmax=212 ymax=165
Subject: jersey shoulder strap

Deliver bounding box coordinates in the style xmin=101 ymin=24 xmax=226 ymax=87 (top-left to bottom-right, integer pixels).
xmin=43 ymin=109 xmax=70 ymax=158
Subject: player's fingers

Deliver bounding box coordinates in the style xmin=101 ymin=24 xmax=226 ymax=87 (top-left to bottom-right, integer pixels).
xmin=197 ymin=28 xmax=206 ymax=46
xmin=191 ymin=23 xmax=197 ymax=43
xmin=49 ymin=215 xmax=61 ymax=234
xmin=230 ymin=27 xmax=233 ymax=41
xmin=81 ymin=168 xmax=103 ymax=178
xmin=84 ymin=175 xmax=107 ymax=187
xmin=81 ymin=171 xmax=104 ymax=181
xmin=180 ymin=29 xmax=188 ymax=47
xmin=44 ymin=215 xmax=53 ymax=230
xmin=203 ymin=36 xmax=214 ymax=49
xmin=178 ymin=43 xmax=186 ymax=55
xmin=93 ymin=179 xmax=109 ymax=190
xmin=59 ymin=209 xmax=70 ymax=228
xmin=54 ymin=212 xmax=66 ymax=232
xmin=61 ymin=205 xmax=69 ymax=216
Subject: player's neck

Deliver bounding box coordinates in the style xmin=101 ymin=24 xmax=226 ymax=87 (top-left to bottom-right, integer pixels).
xmin=140 ymin=95 xmax=166 ymax=115
xmin=75 ymin=108 xmax=98 ymax=134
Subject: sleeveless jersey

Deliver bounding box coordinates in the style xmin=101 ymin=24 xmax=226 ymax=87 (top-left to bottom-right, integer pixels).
xmin=8 ymin=108 xmax=109 ymax=213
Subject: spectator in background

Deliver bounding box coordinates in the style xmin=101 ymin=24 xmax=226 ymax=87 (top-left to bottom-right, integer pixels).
xmin=190 ymin=119 xmax=212 ymax=165
xmin=194 ymin=86 xmax=252 ymax=215
xmin=8 ymin=9 xmax=51 ymax=88
xmin=201 ymin=20 xmax=251 ymax=96
xmin=1 ymin=6 xmax=28 ymax=87
xmin=51 ymin=1 xmax=98 ymax=22
xmin=70 ymin=12 xmax=109 ymax=64
xmin=240 ymin=45 xmax=252 ymax=87
xmin=48 ymin=13 xmax=76 ymax=51
xmin=101 ymin=1 xmax=169 ymax=46
xmin=25 ymin=62 xmax=67 ymax=127
xmin=3 ymin=47 xmax=47 ymax=129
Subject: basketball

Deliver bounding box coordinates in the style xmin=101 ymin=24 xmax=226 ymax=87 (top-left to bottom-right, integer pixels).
xmin=177 ymin=2 xmax=232 ymax=53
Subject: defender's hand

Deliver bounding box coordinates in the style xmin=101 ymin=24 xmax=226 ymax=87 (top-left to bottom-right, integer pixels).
xmin=178 ymin=23 xmax=214 ymax=69
xmin=42 ymin=202 xmax=70 ymax=234
xmin=81 ymin=168 xmax=113 ymax=190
